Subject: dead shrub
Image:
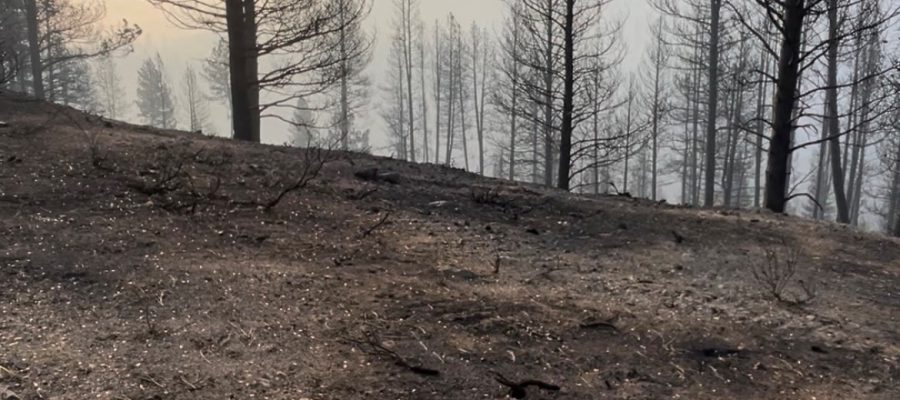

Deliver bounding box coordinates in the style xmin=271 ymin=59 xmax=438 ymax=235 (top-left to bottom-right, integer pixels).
xmin=82 ymin=129 xmax=112 ymax=170
xmin=128 ymin=142 xmax=197 ymax=196
xmin=258 ymin=146 xmax=329 ymax=211
xmin=751 ymin=242 xmax=817 ymax=305
xmin=125 ymin=141 xmax=229 ymax=213
xmin=471 ymin=186 xmax=506 ymax=206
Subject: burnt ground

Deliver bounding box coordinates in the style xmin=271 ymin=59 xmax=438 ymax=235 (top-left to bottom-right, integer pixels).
xmin=0 ymin=94 xmax=898 ymax=400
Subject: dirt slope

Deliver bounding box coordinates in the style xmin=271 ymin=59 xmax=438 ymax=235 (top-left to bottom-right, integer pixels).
xmin=1 ymin=94 xmax=899 ymax=400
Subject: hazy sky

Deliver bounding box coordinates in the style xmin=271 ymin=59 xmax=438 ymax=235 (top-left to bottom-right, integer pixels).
xmin=96 ymin=0 xmax=654 ymax=143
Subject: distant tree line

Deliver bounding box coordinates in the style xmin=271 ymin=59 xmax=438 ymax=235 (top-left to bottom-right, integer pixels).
xmin=377 ymin=0 xmax=900 ymax=236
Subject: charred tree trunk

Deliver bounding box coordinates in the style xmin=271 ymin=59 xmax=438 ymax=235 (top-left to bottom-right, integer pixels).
xmin=434 ymin=23 xmax=442 ymax=163
xmin=764 ymin=0 xmax=805 ymax=213
xmin=458 ymin=50 xmax=470 ymax=171
xmin=419 ymin=27 xmax=429 ymax=162
xmin=226 ymin=0 xmax=255 ymax=142
xmin=892 ymin=145 xmax=900 ymax=236
xmin=649 ymin=22 xmax=665 ymax=201
xmin=753 ymin=40 xmax=770 ymax=209
xmin=557 ymin=0 xmax=575 ymax=190
xmin=339 ymin=7 xmax=350 ymax=150
xmin=471 ymin=28 xmax=482 ymax=174
xmin=543 ymin=0 xmax=554 ymax=187
xmin=509 ymin=36 xmax=519 ymax=181
xmin=244 ymin=0 xmax=260 ymax=142
xmin=623 ymin=89 xmax=634 ymax=193
xmin=826 ymin=0 xmax=851 ymax=223
xmin=531 ymin=100 xmax=540 ymax=184
xmin=703 ymin=0 xmax=722 ymax=207
xmin=403 ymin=1 xmax=416 ymax=161
xmin=445 ymin=26 xmax=456 ymax=165
xmin=691 ymin=27 xmax=703 ymax=206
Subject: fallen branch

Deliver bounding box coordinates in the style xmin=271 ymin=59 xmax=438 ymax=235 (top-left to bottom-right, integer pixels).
xmin=178 ymin=374 xmax=201 ymax=391
xmin=785 ymin=192 xmax=823 ymax=212
xmin=579 ymin=320 xmax=618 ymax=332
xmin=490 ymin=370 xmax=560 ymax=399
xmin=359 ymin=211 xmax=392 ymax=238
xmin=346 ymin=334 xmax=440 ymax=377
xmin=137 ymin=374 xmax=165 ymax=389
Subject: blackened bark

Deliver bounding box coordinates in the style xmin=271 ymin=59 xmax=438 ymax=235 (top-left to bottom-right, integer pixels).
xmin=826 ymin=0 xmax=851 ymax=223
xmin=764 ymin=0 xmax=805 ymax=213
xmin=226 ymin=0 xmax=253 ymax=142
xmin=557 ymin=0 xmax=575 ymax=190
xmin=703 ymin=0 xmax=722 ymax=207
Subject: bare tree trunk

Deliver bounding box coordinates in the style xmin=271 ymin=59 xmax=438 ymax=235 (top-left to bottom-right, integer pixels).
xmin=471 ymin=26 xmax=486 ymax=175
xmin=724 ymin=68 xmax=745 ymax=207
xmin=509 ymin=45 xmax=519 ymax=181
xmin=419 ymin=26 xmax=428 ymax=162
xmin=244 ymin=0 xmax=260 ymax=142
xmin=226 ymin=0 xmax=253 ymax=142
xmin=764 ymin=0 xmax=805 ymax=214
xmin=503 ymin=5 xmax=523 ymax=181
xmin=847 ymin=132 xmax=862 ymax=214
xmin=25 ymin=0 xmax=43 ymax=99
xmin=812 ymin=103 xmax=830 ymax=219
xmin=649 ymin=21 xmax=664 ymax=201
xmin=623 ymin=88 xmax=634 ymax=193
xmin=593 ymin=67 xmax=602 ymax=194
xmin=471 ymin=26 xmax=481 ymax=172
xmin=458 ymin=56 xmax=470 ymax=171
xmin=681 ymin=127 xmax=689 ymax=203
xmin=509 ymin=112 xmax=518 ymax=181
xmin=723 ymin=31 xmax=749 ymax=207
xmin=557 ymin=0 xmax=575 ymax=190
xmin=850 ymin=125 xmax=869 ymax=225
xmin=543 ymin=0 xmax=554 ymax=187
xmin=824 ymin=0 xmax=851 ymax=223
xmin=339 ymin=7 xmax=350 ymax=150
xmin=45 ymin=12 xmax=55 ymax=101
xmin=842 ymin=29 xmax=863 ymax=179
xmin=722 ymin=86 xmax=737 ymax=206
xmin=895 ymin=209 xmax=900 ymax=237
xmin=691 ymin=30 xmax=703 ymax=205
xmin=445 ymin=23 xmax=455 ymax=165
xmin=402 ymin=0 xmax=416 ymax=161
xmin=753 ymin=41 xmax=770 ymax=209
xmin=395 ymin=43 xmax=408 ymax=158
xmin=531 ymin=100 xmax=540 ymax=184
xmin=595 ymin=115 xmax=602 ymax=194
xmin=433 ymin=23 xmax=442 ymax=163
xmin=850 ymin=31 xmax=879 ymax=225
xmin=703 ymin=0 xmax=722 ymax=207
xmin=891 ymin=139 xmax=900 ymax=236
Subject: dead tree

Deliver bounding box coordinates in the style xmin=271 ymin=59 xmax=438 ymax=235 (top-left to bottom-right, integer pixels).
xmin=149 ymin=0 xmax=369 ymax=143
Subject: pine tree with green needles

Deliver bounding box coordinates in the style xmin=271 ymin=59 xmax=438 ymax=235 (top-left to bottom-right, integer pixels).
xmin=136 ymin=53 xmax=176 ymax=129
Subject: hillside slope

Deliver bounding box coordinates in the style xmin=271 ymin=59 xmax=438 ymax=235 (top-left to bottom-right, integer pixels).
xmin=1 ymin=94 xmax=899 ymax=400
